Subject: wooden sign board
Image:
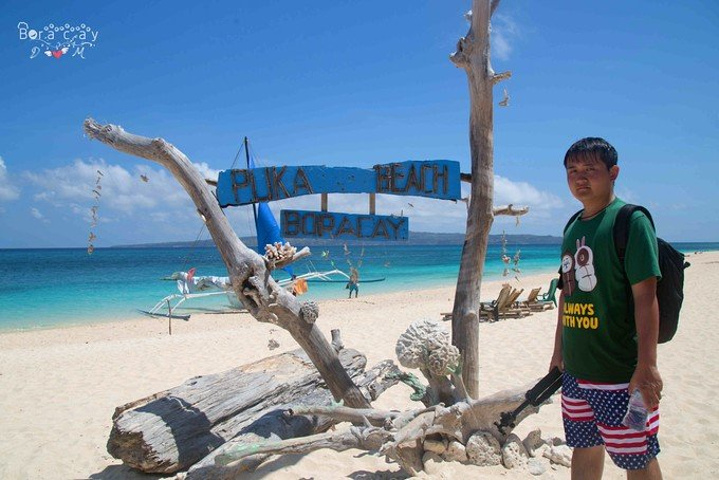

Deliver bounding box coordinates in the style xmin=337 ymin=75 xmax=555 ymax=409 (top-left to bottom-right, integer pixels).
xmin=281 ymin=210 xmax=408 ymax=241
xmin=216 ymin=160 xmax=461 ymax=207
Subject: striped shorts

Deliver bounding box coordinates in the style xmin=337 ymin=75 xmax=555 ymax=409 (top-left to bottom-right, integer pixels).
xmin=561 ymin=372 xmax=660 ymax=470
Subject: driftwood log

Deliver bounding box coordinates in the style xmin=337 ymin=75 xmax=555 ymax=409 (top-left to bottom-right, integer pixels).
xmin=83 ymin=117 xmax=370 ymax=411
xmin=210 ymin=381 xmax=550 ymax=477
xmin=109 ymin=347 xmax=399 ymax=474
xmin=183 ymin=360 xmax=401 ymax=479
xmin=187 ymin=319 xmax=555 ymax=477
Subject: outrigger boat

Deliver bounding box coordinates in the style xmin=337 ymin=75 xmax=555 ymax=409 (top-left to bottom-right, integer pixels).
xmin=141 ymin=138 xmax=385 ymax=320
xmin=139 ymin=267 xmax=354 ymax=320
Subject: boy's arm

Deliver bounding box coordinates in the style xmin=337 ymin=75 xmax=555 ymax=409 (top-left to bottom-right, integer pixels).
xmin=628 ymin=277 xmax=663 ymax=409
xmin=549 ymin=294 xmax=564 ymax=372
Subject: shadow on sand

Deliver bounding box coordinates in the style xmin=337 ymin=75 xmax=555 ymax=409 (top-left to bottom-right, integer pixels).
xmin=88 ymin=464 xmax=166 ymax=480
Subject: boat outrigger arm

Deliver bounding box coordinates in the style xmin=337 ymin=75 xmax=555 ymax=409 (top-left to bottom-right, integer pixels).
xmin=141 ymin=268 xmax=352 ymax=320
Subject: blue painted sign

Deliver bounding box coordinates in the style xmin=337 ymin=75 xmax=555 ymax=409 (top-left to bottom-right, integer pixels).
xmin=216 ymin=160 xmax=461 ymax=207
xmin=281 ymin=210 xmax=408 ymax=241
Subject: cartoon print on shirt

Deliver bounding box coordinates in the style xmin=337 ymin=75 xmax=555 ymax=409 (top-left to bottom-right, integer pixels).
xmin=561 ymin=251 xmax=576 ymax=297
xmin=575 ymin=236 xmax=597 ymax=292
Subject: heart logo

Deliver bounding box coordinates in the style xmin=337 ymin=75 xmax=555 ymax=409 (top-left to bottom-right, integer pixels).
xmin=52 ymin=50 xmax=63 ymax=59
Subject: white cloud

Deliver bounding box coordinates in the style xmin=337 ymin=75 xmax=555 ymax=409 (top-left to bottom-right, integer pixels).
xmin=258 ymin=175 xmax=562 ymax=234
xmin=17 ymin=157 xmax=564 ymax=242
xmin=194 ymin=162 xmax=221 ymax=183
xmin=494 ymin=175 xmax=563 ymax=215
xmin=491 ymin=14 xmax=520 ymax=61
xmin=30 ymin=207 xmax=50 ymax=223
xmin=19 ymin=157 xmax=224 ymax=242
xmin=615 ymin=187 xmax=639 ymax=205
xmin=22 ymin=158 xmax=209 ymax=216
xmin=491 ymin=175 xmax=565 ymax=233
xmin=0 ymin=156 xmax=20 ymax=201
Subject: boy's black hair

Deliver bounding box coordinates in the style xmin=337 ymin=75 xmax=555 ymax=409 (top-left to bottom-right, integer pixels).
xmin=563 ymin=137 xmax=618 ymax=170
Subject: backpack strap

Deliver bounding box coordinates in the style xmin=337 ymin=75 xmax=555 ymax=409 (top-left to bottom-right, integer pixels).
xmin=614 ymin=204 xmax=655 ymax=266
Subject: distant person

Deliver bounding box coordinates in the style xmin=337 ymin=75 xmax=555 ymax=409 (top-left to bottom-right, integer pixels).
xmin=549 ymin=137 xmax=663 ymax=479
xmin=347 ymin=267 xmax=359 ymax=299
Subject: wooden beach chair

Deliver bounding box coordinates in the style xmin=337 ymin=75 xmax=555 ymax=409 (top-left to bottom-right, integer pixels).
xmin=441 ymin=284 xmax=512 ymax=322
xmin=523 ymin=287 xmax=542 ymax=304
xmin=525 ymin=278 xmax=559 ymax=311
xmin=479 ymin=284 xmax=512 ymax=310
xmin=502 ymin=287 xmax=532 ymax=318
xmin=479 ymin=285 xmax=530 ymax=322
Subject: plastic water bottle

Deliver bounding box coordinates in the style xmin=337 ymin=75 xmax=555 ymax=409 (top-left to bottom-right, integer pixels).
xmin=622 ymin=389 xmax=648 ymax=431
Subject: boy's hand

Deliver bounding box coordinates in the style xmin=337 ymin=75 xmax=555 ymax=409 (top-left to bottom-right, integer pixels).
xmin=629 ymin=364 xmax=663 ymax=409
xmin=549 ymin=352 xmax=564 ymax=373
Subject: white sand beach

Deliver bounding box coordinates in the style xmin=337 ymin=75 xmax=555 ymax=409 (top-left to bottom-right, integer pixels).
xmin=0 ymin=251 xmax=716 ymax=479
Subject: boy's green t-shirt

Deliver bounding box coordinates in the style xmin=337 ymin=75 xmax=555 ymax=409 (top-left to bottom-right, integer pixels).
xmin=560 ymin=198 xmax=660 ymax=383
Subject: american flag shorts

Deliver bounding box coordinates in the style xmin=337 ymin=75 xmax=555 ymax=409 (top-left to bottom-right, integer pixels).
xmin=561 ymin=372 xmax=660 ymax=470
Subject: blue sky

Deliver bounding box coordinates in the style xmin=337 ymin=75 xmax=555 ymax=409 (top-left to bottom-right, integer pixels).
xmin=1 ymin=0 xmax=717 ymax=248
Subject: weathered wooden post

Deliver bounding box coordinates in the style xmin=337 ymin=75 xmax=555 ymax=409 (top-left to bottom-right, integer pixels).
xmin=449 ymin=0 xmax=513 ymax=398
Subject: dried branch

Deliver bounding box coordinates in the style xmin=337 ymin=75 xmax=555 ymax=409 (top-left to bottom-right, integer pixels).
xmin=449 ymin=36 xmax=472 ymax=70
xmin=211 ymin=379 xmax=553 ymax=473
xmin=284 ymin=405 xmax=428 ymax=429
xmin=266 ymin=246 xmax=311 ymax=270
xmin=215 ymin=427 xmax=393 ymax=467
xmin=83 ymin=118 xmax=370 ymax=409
xmin=492 ymin=71 xmax=512 ymax=85
xmin=493 ymin=204 xmax=530 ymax=217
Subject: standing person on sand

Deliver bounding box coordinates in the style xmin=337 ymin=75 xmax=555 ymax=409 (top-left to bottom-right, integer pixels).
xmin=347 ymin=267 xmax=359 ymax=299
xmin=549 ymin=137 xmax=664 ymax=479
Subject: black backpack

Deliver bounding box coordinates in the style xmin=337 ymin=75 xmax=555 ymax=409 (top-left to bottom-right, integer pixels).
xmin=563 ymin=204 xmax=690 ymax=343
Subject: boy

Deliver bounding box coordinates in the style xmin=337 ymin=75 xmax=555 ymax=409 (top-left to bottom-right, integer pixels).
xmin=549 ymin=137 xmax=663 ymax=479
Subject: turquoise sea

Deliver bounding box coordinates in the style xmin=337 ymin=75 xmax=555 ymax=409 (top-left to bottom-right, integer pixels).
xmin=1 ymin=242 xmax=716 ymax=331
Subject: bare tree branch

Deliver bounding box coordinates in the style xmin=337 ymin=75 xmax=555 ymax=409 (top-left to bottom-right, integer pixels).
xmin=215 ymin=427 xmax=394 ymax=467
xmin=492 ymin=71 xmax=512 ymax=85
xmin=83 ymin=118 xmax=370 ymax=409
xmin=285 ymin=405 xmax=430 ymax=428
xmin=265 ymin=246 xmax=311 ymax=270
xmin=493 ymin=204 xmax=530 ymax=217
xmin=212 ymin=380 xmax=554 ymax=472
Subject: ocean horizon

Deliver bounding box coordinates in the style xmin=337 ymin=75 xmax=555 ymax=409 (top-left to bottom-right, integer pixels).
xmin=1 ymin=242 xmax=716 ymax=332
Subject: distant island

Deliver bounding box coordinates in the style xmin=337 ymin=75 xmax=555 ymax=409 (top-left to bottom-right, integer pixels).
xmin=111 ymin=231 xmax=562 ymax=248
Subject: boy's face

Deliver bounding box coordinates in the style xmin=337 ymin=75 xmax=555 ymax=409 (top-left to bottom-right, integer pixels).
xmin=565 ymin=155 xmax=618 ymax=205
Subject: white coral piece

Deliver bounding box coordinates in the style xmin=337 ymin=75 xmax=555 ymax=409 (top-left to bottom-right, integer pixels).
xmin=465 ymin=431 xmax=502 ymax=466
xmin=428 ymin=344 xmax=460 ymax=376
xmin=263 ymin=241 xmax=297 ymax=263
xmin=395 ymin=319 xmax=460 ymax=375
xmin=501 ymin=433 xmax=529 ymax=469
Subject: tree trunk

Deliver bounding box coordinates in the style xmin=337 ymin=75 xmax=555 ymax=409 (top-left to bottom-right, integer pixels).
xmin=449 ymin=0 xmax=510 ymax=399
xmin=83 ymin=119 xmax=370 ymax=410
